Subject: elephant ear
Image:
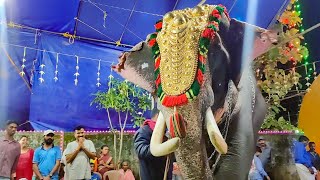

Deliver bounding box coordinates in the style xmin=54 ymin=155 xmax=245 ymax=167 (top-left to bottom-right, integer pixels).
xmin=218 ymin=18 xmax=278 ymax=86
xmin=207 ymin=12 xmax=231 ymax=111
xmin=208 ymin=33 xmax=230 ymax=111
xmin=112 ymin=40 xmax=155 ymax=93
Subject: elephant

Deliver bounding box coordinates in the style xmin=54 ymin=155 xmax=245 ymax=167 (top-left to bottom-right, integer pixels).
xmin=112 ymin=4 xmax=278 ymax=180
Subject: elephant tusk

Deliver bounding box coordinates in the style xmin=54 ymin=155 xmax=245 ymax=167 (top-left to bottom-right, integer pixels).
xmin=205 ymin=108 xmax=228 ymax=154
xmin=150 ymin=112 xmax=180 ymax=157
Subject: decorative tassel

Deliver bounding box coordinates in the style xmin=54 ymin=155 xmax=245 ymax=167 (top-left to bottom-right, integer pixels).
xmin=304 ymin=64 xmax=311 ymax=92
xmin=169 ymin=107 xmax=187 ymax=138
xmin=39 ymin=51 xmax=46 ymax=83
xmin=96 ymin=60 xmax=101 ymax=87
xmin=161 ymin=94 xmax=189 ymax=107
xmin=103 ymin=11 xmax=107 ymax=28
xmin=54 ymin=53 xmax=59 ymax=82
xmin=20 ymin=47 xmax=27 ymax=77
xmin=313 ymin=62 xmax=318 ymax=80
xmin=74 ymin=55 xmax=80 ymax=86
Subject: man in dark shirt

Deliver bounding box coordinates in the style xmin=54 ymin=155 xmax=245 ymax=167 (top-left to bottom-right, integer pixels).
xmin=294 ymin=135 xmax=316 ymax=180
xmin=0 ymin=121 xmax=21 ymax=180
xmin=134 ymin=108 xmax=172 ymax=180
xmin=257 ymin=137 xmax=271 ymax=168
xmin=308 ymin=142 xmax=320 ymax=170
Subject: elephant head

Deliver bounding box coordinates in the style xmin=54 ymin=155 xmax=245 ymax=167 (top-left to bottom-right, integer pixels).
xmin=112 ymin=4 xmax=277 ymax=180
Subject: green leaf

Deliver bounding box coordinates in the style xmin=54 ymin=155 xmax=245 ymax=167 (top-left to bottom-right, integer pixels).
xmin=91 ymin=78 xmax=152 ymax=129
xmin=271 ymin=105 xmax=280 ymax=113
xmin=268 ymin=48 xmax=280 ymax=60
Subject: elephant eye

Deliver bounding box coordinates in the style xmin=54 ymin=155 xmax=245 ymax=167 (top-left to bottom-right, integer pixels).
xmin=130 ymin=42 xmax=144 ymax=52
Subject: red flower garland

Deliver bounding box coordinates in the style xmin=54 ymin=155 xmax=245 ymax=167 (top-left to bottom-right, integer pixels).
xmin=202 ymin=28 xmax=215 ymax=38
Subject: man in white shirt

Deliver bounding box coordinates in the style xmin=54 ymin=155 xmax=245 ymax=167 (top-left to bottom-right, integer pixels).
xmin=63 ymin=126 xmax=96 ymax=180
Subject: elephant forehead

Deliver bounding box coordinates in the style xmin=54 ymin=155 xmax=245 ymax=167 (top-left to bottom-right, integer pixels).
xmin=157 ymin=6 xmax=214 ymax=96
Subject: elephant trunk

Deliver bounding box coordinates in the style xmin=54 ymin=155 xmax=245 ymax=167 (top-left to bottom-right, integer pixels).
xmin=158 ymin=100 xmax=214 ymax=180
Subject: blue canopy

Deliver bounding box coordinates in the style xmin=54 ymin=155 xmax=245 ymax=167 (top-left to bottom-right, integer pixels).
xmin=0 ymin=0 xmax=290 ymax=131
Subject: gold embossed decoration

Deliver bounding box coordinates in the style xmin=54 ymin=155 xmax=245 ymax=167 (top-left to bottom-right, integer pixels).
xmin=158 ymin=6 xmax=214 ymax=96
xmin=148 ymin=4 xmax=230 ymax=108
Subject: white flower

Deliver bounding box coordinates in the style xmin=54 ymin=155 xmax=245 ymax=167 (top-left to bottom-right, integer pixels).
xmin=39 ymin=77 xmax=44 ymax=83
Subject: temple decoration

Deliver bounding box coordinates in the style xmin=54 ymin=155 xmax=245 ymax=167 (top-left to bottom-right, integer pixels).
xmin=148 ymin=4 xmax=229 ymax=138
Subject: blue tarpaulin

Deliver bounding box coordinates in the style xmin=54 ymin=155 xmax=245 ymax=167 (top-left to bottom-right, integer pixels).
xmin=0 ymin=0 xmax=290 ymax=131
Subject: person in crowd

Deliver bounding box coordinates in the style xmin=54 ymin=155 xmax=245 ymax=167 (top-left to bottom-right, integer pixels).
xmin=308 ymin=142 xmax=320 ymax=180
xmin=98 ymin=145 xmax=115 ymax=178
xmin=16 ymin=135 xmax=34 ymax=180
xmin=294 ymin=135 xmax=317 ymax=180
xmin=308 ymin=142 xmax=320 ymax=170
xmin=257 ymin=137 xmax=271 ymax=168
xmin=0 ymin=121 xmax=21 ymax=180
xmin=63 ymin=126 xmax=96 ymax=180
xmin=248 ymin=146 xmax=271 ymax=180
xmin=90 ymin=159 xmax=102 ymax=180
xmin=98 ymin=145 xmax=114 ymax=180
xmin=133 ymin=107 xmax=172 ymax=180
xmin=118 ymin=160 xmax=135 ymax=180
xmin=33 ymin=130 xmax=61 ymax=180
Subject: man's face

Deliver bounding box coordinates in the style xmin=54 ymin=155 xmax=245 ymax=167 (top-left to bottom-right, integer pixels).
xmin=6 ymin=123 xmax=18 ymax=136
xmin=44 ymin=133 xmax=54 ymax=145
xmin=258 ymin=139 xmax=266 ymax=148
xmin=101 ymin=147 xmax=109 ymax=155
xmin=75 ymin=128 xmax=85 ymax=140
xmin=303 ymin=140 xmax=309 ymax=147
xmin=90 ymin=164 xmax=94 ymax=172
xmin=122 ymin=161 xmax=129 ymax=171
xmin=310 ymin=143 xmax=316 ymax=151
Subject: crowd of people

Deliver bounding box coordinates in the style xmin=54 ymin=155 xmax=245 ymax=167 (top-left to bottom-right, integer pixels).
xmin=0 ymin=122 xmax=136 ymax=180
xmin=1 ymin=114 xmax=320 ymax=180
xmin=248 ymin=135 xmax=320 ymax=180
xmin=294 ymin=135 xmax=320 ymax=180
xmin=0 ymin=106 xmax=222 ymax=180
